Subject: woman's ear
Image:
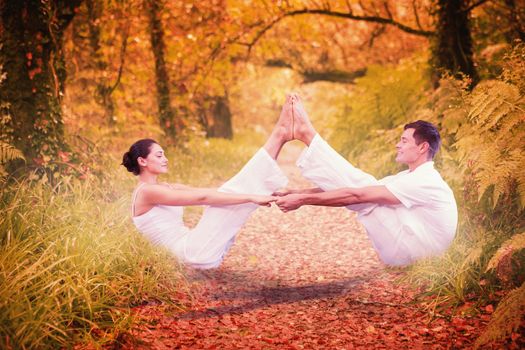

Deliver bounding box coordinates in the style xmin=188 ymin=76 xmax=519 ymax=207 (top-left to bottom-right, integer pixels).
xmin=137 ymin=157 xmax=147 ymax=167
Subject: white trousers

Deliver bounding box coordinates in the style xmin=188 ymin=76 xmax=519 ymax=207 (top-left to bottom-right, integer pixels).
xmin=182 ymin=148 xmax=288 ymax=269
xmin=297 ymin=134 xmax=427 ymax=265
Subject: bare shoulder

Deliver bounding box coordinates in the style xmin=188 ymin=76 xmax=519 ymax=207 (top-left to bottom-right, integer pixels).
xmin=160 ymin=182 xmax=189 ymax=189
xmin=141 ymin=183 xmax=170 ymax=193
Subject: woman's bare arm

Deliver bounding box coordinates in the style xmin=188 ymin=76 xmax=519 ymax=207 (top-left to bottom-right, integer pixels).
xmin=141 ymin=184 xmax=275 ymax=207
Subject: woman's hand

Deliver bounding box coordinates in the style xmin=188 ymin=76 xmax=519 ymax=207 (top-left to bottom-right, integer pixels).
xmin=272 ymin=189 xmax=293 ymax=197
xmin=250 ymin=195 xmax=277 ymax=207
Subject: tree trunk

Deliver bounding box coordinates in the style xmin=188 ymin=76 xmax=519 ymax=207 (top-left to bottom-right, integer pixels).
xmin=199 ymin=95 xmax=233 ymax=139
xmin=145 ymin=0 xmax=181 ymax=140
xmin=0 ymin=0 xmax=81 ymax=165
xmin=86 ymin=0 xmax=116 ymax=125
xmin=432 ymin=0 xmax=478 ymax=86
xmin=504 ymin=0 xmax=525 ymax=42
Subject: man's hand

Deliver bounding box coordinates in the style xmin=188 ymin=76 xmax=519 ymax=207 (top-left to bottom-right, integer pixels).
xmin=276 ymin=194 xmax=304 ymax=212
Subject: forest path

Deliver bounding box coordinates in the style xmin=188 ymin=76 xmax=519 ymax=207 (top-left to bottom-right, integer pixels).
xmin=128 ymin=143 xmax=484 ymax=349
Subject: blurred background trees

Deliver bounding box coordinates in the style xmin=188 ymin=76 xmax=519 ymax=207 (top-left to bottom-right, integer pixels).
xmin=1 ymin=0 xmax=524 ymax=347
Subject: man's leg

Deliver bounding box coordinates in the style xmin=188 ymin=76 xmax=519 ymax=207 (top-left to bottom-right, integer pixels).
xmin=183 ymin=98 xmax=292 ymax=269
xmin=289 ymin=94 xmax=432 ymax=266
xmin=291 ymin=94 xmax=379 ymax=213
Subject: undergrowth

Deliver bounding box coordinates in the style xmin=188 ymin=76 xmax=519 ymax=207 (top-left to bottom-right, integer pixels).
xmin=330 ymin=46 xmax=525 ymax=347
xmin=0 ymin=130 xmax=264 ymax=349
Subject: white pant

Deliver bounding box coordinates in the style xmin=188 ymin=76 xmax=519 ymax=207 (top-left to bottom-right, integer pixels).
xmin=297 ymin=134 xmax=428 ymax=265
xmin=182 ymin=148 xmax=288 ymax=269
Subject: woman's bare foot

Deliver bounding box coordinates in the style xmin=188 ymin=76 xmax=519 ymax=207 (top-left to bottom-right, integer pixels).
xmin=263 ymin=94 xmax=294 ymax=159
xmin=290 ymin=93 xmax=316 ymax=145
xmin=279 ymin=94 xmax=294 ymax=142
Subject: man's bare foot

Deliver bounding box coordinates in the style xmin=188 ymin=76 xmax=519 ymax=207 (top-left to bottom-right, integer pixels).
xmin=290 ymin=93 xmax=316 ymax=145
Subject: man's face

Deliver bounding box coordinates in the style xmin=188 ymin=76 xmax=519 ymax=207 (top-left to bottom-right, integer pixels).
xmin=395 ymin=128 xmax=426 ymax=164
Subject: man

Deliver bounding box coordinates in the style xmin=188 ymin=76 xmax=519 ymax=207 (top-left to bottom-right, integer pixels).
xmin=276 ymin=94 xmax=458 ymax=265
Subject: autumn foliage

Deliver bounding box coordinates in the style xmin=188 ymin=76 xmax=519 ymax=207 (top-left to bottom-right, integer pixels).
xmin=1 ymin=0 xmax=524 ymax=348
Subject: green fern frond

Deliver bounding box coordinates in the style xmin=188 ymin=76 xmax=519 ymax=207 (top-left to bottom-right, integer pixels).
xmin=0 ymin=141 xmax=24 ymax=164
xmin=474 ymin=281 xmax=525 ymax=349
xmin=486 ymin=232 xmax=525 ymax=272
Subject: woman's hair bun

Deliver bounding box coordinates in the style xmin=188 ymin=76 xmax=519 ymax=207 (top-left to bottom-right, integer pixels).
xmin=122 ymin=151 xmax=138 ymax=174
xmin=121 ymin=139 xmax=158 ymax=176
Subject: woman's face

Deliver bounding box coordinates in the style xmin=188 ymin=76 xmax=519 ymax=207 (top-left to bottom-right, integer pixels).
xmin=139 ymin=143 xmax=168 ymax=174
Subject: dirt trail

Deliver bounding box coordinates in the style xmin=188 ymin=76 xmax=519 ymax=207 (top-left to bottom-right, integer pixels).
xmin=128 ymin=143 xmax=484 ymax=349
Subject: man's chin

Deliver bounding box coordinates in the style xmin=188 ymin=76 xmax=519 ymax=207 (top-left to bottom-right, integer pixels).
xmin=395 ymin=157 xmax=407 ymax=164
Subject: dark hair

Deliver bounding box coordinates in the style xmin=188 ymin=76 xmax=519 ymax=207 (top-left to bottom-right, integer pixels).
xmin=404 ymin=120 xmax=441 ymax=159
xmin=122 ymin=138 xmax=158 ymax=175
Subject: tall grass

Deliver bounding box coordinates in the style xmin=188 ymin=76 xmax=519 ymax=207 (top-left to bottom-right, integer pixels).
xmin=0 ymin=130 xmax=267 ymax=349
xmin=0 ymin=175 xmax=187 ymax=348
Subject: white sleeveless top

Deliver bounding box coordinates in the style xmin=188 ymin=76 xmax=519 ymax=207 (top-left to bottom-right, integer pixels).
xmin=131 ymin=183 xmax=190 ymax=248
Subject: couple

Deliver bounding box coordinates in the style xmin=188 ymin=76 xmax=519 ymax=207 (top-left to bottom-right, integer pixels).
xmin=122 ymin=94 xmax=458 ymax=269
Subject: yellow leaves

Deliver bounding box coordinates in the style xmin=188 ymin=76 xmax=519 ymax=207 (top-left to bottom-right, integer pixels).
xmin=468 ymin=81 xmax=520 ymax=131
xmin=486 ymin=232 xmax=525 ymax=273
xmin=449 ymin=78 xmax=525 ymax=209
xmin=0 ymin=141 xmax=25 ymax=179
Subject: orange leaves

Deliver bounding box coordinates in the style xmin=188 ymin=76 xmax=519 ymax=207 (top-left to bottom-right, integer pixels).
xmin=26 ymin=51 xmax=44 ymax=80
xmin=28 ymin=67 xmax=42 ymax=80
xmin=119 ymin=162 xmax=491 ymax=348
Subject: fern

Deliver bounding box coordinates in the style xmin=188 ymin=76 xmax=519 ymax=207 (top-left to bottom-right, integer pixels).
xmin=486 ymin=232 xmax=525 ymax=272
xmin=474 ymin=281 xmax=525 ymax=349
xmin=453 ymin=79 xmax=525 ymax=209
xmin=0 ymin=141 xmax=25 ymax=177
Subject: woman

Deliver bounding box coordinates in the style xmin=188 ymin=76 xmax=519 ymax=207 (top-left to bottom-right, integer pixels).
xmin=122 ymin=97 xmax=294 ymax=269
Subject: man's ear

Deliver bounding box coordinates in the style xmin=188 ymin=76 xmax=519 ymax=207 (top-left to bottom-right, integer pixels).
xmin=137 ymin=157 xmax=147 ymax=167
xmin=419 ymin=141 xmax=430 ymax=155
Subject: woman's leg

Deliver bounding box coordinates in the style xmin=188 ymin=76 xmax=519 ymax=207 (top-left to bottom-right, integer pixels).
xmin=183 ymin=98 xmax=293 ymax=269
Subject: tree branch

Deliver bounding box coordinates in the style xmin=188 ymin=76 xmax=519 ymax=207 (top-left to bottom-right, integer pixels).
xmin=412 ymin=0 xmax=423 ymax=31
xmin=236 ymin=7 xmax=433 ymax=59
xmin=236 ymin=15 xmax=286 ymax=56
xmin=109 ymin=22 xmax=129 ymax=94
xmin=282 ymin=9 xmax=434 ymax=36
xmin=462 ymin=0 xmax=491 ymax=13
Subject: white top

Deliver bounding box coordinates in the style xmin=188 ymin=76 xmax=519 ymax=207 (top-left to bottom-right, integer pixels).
xmin=131 ymin=183 xmax=189 ymax=249
xmin=380 ymin=161 xmax=458 ymax=250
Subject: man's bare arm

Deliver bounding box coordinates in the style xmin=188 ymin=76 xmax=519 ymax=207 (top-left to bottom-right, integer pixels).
xmin=276 ymin=186 xmax=401 ymax=212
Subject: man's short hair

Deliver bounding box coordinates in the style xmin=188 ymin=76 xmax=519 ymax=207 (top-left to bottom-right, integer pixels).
xmin=404 ymin=120 xmax=441 ymax=159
